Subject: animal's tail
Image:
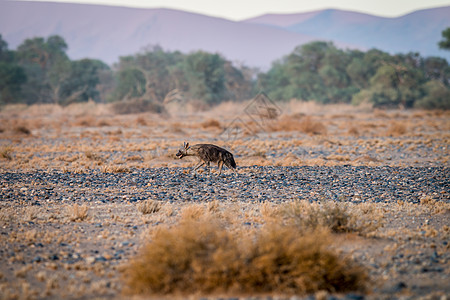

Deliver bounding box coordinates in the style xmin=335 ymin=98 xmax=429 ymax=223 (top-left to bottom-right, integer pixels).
xmin=224 ymin=152 xmax=236 ymax=169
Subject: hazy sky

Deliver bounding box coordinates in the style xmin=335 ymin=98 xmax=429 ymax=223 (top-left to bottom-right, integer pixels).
xmin=22 ymin=0 xmax=450 ymax=20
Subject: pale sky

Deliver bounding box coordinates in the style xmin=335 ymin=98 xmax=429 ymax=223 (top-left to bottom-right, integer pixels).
xmin=21 ymin=0 xmax=450 ymax=20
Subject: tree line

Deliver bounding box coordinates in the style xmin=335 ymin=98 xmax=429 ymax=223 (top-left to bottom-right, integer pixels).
xmin=1 ymin=33 xmax=449 ymax=109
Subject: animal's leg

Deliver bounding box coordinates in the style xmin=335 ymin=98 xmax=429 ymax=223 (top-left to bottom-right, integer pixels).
xmin=217 ymin=161 xmax=224 ymax=176
xmin=193 ymin=161 xmax=205 ymax=174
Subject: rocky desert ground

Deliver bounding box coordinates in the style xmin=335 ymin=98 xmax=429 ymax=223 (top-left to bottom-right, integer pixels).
xmin=0 ymin=100 xmax=449 ymax=300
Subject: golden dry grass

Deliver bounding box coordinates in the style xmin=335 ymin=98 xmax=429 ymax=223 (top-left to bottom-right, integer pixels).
xmin=280 ymin=200 xmax=384 ymax=236
xmin=68 ymin=204 xmax=89 ymax=222
xmin=137 ymin=199 xmax=162 ymax=215
xmin=122 ymin=212 xmax=367 ymax=297
xmin=419 ymin=196 xmax=450 ymax=214
xmin=386 ymin=121 xmax=407 ymax=137
xmin=0 ymin=145 xmax=13 ymax=160
xmin=270 ymin=115 xmax=328 ymax=135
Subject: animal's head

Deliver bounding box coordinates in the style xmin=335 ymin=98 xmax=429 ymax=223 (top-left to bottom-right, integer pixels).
xmin=176 ymin=142 xmax=190 ymax=159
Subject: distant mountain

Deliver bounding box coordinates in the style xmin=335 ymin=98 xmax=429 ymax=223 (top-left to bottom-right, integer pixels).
xmin=1 ymin=1 xmax=449 ymax=69
xmin=244 ymin=7 xmax=450 ymax=62
xmin=0 ymin=1 xmax=316 ymax=68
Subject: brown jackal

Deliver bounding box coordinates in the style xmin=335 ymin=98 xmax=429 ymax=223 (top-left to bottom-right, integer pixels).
xmin=176 ymin=142 xmax=237 ymax=175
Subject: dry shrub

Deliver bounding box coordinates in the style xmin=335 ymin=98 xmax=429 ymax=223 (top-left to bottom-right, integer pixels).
xmin=0 ymin=145 xmax=13 ymax=160
xmin=111 ymin=99 xmax=166 ymax=115
xmin=260 ymin=202 xmax=279 ymax=222
xmin=347 ymin=126 xmax=359 ymax=136
xmin=126 ymin=155 xmax=142 ymax=162
xmin=386 ymin=121 xmax=407 ymax=136
xmin=135 ymin=115 xmax=152 ymax=126
xmin=354 ymin=155 xmax=380 ymax=163
xmin=167 ymin=122 xmax=186 ymax=134
xmin=271 ymin=115 xmax=327 ymax=135
xmin=327 ymin=154 xmax=351 ymax=162
xmin=420 ymin=196 xmax=450 ymax=214
xmin=97 ymin=119 xmax=111 ymax=127
xmin=68 ymin=204 xmax=89 ymax=222
xmin=85 ymin=151 xmax=104 ymax=162
xmin=138 ymin=199 xmax=162 ymax=215
xmin=299 ymin=116 xmax=327 ymax=135
xmin=101 ymin=165 xmax=131 ymax=173
xmin=201 ymin=119 xmax=222 ymax=130
xmin=122 ymin=216 xmax=367 ymax=296
xmin=373 ymin=109 xmax=389 ymax=118
xmin=185 ymin=99 xmax=210 ymax=112
xmin=207 ymin=200 xmax=220 ymax=213
xmin=180 ymin=204 xmax=207 ymax=221
xmin=74 ymin=116 xmax=98 ymax=127
xmin=282 ymin=201 xmax=383 ymax=236
xmin=14 ymin=125 xmax=31 ymax=135
xmin=269 ymin=115 xmax=301 ymax=132
xmin=23 ymin=206 xmax=40 ymax=222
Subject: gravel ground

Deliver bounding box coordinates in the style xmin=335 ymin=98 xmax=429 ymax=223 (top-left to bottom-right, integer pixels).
xmin=2 ymin=166 xmax=448 ymax=206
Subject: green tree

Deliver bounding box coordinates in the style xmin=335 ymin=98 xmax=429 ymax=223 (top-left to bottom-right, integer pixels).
xmin=113 ymin=46 xmax=185 ymax=103
xmin=0 ymin=62 xmax=27 ymax=104
xmin=346 ymin=50 xmax=375 ymax=89
xmin=415 ymin=80 xmax=450 ymax=109
xmin=59 ymin=59 xmax=109 ymax=105
xmin=114 ymin=68 xmax=147 ymax=100
xmin=0 ymin=35 xmax=27 ymax=104
xmin=260 ymin=41 xmax=358 ymax=103
xmin=183 ymin=51 xmax=226 ymax=104
xmin=223 ymin=61 xmax=254 ymax=101
xmin=438 ymin=28 xmax=450 ymax=50
xmin=15 ymin=35 xmax=108 ymax=105
xmin=422 ymin=56 xmax=450 ymax=85
xmin=16 ymin=35 xmax=70 ymax=103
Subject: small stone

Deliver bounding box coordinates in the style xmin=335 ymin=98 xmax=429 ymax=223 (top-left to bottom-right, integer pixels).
xmin=393 ymin=282 xmax=407 ymax=292
xmin=85 ymin=256 xmax=96 ymax=264
xmin=32 ymin=256 xmax=43 ymax=263
xmin=95 ymin=256 xmax=107 ymax=262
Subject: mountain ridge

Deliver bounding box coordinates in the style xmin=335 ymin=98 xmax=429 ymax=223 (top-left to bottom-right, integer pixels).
xmin=1 ymin=1 xmax=449 ymax=68
xmin=243 ymin=6 xmax=450 ymax=62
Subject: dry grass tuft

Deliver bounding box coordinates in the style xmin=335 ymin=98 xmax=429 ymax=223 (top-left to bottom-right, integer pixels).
xmin=420 ymin=196 xmax=450 ymax=214
xmin=0 ymin=145 xmax=13 ymax=160
xmin=270 ymin=115 xmax=327 ymax=135
xmin=137 ymin=199 xmax=162 ymax=215
xmin=74 ymin=116 xmax=98 ymax=127
xmin=68 ymin=204 xmax=89 ymax=222
xmin=85 ymin=151 xmax=104 ymax=162
xmin=14 ymin=125 xmax=32 ymax=135
xmin=281 ymin=200 xmax=383 ymax=236
xmin=386 ymin=121 xmax=407 ymax=136
xmin=347 ymin=126 xmax=360 ymax=136
xmin=201 ymin=119 xmax=222 ymax=129
xmin=101 ymin=165 xmax=131 ymax=173
xmin=111 ymin=99 xmax=166 ymax=115
xmin=123 ymin=215 xmax=367 ymax=296
xmin=299 ymin=116 xmax=328 ymax=135
xmin=180 ymin=204 xmax=208 ymax=222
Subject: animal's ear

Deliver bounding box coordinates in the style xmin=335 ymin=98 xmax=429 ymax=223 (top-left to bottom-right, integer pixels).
xmin=185 ymin=142 xmax=190 ymax=149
